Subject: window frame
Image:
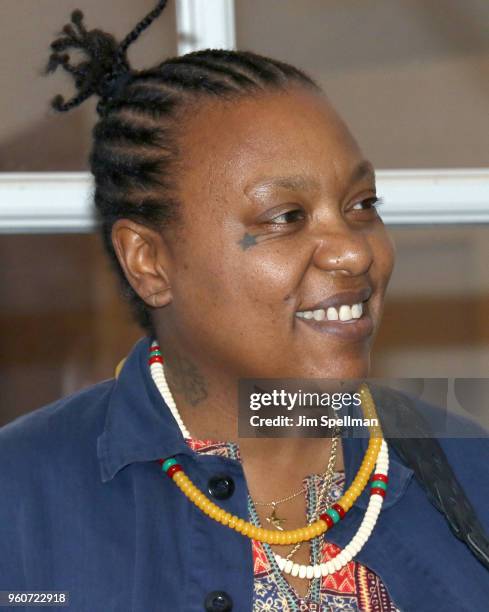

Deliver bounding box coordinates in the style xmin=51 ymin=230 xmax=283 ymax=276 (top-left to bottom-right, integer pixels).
xmin=1 ymin=168 xmax=488 ymax=233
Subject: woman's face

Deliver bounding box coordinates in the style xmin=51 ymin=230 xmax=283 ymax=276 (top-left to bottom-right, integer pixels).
xmin=158 ymin=85 xmax=395 ymax=380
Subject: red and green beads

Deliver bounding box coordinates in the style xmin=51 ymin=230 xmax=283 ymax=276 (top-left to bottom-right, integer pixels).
xmin=370 ymin=473 xmax=388 ymax=497
xmin=159 ymin=457 xmax=182 ymax=478
xmin=149 ymin=346 xmax=163 ymax=366
xmin=319 ymin=503 xmax=346 ymax=527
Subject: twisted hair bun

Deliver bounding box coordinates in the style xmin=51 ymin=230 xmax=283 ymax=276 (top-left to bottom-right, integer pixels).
xmin=45 ymin=1 xmax=168 ymax=115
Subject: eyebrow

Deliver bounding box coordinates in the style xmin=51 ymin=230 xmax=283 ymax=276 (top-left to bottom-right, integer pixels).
xmin=245 ymin=160 xmax=376 ymax=195
xmin=349 ymin=160 xmax=376 ymax=185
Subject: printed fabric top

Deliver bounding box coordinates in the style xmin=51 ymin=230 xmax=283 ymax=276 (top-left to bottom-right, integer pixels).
xmin=186 ymin=437 xmax=401 ymax=612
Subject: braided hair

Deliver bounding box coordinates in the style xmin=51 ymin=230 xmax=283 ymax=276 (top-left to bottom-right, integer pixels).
xmin=44 ymin=0 xmax=320 ymax=336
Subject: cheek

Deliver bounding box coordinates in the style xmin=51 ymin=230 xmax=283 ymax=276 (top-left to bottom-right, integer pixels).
xmin=242 ymin=252 xmax=300 ymax=305
xmin=371 ymin=228 xmax=396 ymax=286
xmin=181 ymin=247 xmax=300 ymax=334
xmin=173 ymin=242 xmax=272 ymax=319
xmin=169 ymin=241 xmax=300 ymax=372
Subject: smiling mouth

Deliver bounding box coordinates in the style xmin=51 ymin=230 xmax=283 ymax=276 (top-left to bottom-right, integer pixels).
xmin=294 ymin=298 xmax=374 ymax=340
xmin=296 ymin=301 xmax=365 ymax=322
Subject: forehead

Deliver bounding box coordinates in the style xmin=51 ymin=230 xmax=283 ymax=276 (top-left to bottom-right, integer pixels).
xmin=177 ymin=86 xmax=366 ymax=204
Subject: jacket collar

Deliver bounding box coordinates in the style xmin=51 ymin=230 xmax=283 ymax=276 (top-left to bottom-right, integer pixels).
xmin=97 ymin=335 xmax=194 ymax=483
xmin=97 ymin=335 xmax=414 ymax=510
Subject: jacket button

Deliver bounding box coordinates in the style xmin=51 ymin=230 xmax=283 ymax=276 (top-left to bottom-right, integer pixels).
xmin=207 ymin=474 xmax=235 ymax=500
xmin=204 ymin=591 xmax=233 ymax=611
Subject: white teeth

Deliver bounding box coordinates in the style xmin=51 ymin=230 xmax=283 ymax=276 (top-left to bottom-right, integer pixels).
xmin=296 ymin=302 xmax=364 ymax=322
xmin=313 ymin=309 xmax=325 ymax=321
xmin=296 ymin=309 xmax=325 ymax=320
xmin=339 ymin=305 xmax=352 ymax=321
xmin=351 ymin=303 xmax=363 ymax=319
xmin=326 ymin=307 xmax=338 ymax=321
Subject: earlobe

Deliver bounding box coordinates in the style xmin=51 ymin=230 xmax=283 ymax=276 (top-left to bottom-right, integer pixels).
xmin=145 ymin=286 xmax=173 ymax=309
xmin=111 ymin=219 xmax=173 ymax=308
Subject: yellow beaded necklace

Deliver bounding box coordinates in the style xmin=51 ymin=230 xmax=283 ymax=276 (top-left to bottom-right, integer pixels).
xmin=153 ymin=353 xmax=383 ymax=546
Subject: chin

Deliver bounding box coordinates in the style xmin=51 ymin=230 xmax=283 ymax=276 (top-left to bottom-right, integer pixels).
xmin=281 ymin=356 xmax=370 ymax=381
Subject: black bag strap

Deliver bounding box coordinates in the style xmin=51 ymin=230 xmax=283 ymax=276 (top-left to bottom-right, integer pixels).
xmin=368 ymin=383 xmax=489 ymax=571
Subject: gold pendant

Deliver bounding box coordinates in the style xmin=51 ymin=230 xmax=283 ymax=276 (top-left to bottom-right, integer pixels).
xmin=266 ymin=505 xmax=286 ymax=531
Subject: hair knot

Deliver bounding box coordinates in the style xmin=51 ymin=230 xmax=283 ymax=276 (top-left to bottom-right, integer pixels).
xmin=45 ymin=1 xmax=169 ymax=112
xmin=95 ymin=69 xmax=134 ymax=116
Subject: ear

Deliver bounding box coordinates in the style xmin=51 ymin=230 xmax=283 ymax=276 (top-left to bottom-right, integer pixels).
xmin=111 ymin=219 xmax=173 ymax=309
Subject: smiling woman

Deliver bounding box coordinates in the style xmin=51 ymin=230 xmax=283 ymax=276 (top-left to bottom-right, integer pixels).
xmin=114 ymin=85 xmax=394 ymax=386
xmin=1 ymin=1 xmax=489 ymax=611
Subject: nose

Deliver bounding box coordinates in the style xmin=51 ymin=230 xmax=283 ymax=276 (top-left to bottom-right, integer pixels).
xmin=311 ymin=218 xmax=374 ymax=276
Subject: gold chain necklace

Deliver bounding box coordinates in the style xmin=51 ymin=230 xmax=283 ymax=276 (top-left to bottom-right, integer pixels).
xmin=254 ymin=490 xmax=306 ymax=531
xmin=285 ymin=431 xmax=339 ymax=560
xmin=252 ymin=429 xmax=339 ymax=538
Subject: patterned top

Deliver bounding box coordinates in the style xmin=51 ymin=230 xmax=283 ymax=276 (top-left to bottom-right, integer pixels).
xmin=186 ymin=437 xmax=401 ymax=612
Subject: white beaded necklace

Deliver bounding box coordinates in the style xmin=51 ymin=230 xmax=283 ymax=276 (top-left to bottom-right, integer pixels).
xmin=148 ymin=340 xmax=389 ymax=579
xmin=275 ymin=440 xmax=388 ymax=579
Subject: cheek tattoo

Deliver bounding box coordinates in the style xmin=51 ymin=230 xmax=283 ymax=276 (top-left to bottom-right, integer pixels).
xmin=238 ymin=232 xmax=259 ymax=250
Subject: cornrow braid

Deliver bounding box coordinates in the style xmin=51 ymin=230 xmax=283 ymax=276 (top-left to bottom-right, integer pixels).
xmin=44 ymin=1 xmax=320 ymax=336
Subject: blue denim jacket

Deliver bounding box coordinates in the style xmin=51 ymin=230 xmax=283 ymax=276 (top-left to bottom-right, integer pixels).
xmin=1 ymin=335 xmax=488 ymax=611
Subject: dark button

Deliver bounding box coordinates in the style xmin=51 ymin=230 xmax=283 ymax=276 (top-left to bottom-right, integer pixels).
xmin=204 ymin=590 xmax=233 ymax=611
xmin=207 ymin=474 xmax=235 ymax=500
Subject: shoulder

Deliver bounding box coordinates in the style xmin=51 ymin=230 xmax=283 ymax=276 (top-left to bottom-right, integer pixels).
xmin=381 ymin=387 xmax=489 ymax=529
xmin=404 ymin=390 xmax=489 ymax=460
xmin=0 ymin=378 xmax=117 ymax=586
xmin=390 ymin=386 xmax=489 ymax=465
xmin=0 ymin=378 xmax=115 ymax=474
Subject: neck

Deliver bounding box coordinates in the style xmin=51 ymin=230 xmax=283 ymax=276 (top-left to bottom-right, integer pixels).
xmin=159 ymin=341 xmax=345 ymax=474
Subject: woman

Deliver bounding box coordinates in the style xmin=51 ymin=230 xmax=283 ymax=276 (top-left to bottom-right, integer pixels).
xmin=1 ymin=2 xmax=488 ymax=610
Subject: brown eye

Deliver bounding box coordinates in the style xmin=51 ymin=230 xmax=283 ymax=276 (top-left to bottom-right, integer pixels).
xmin=269 ymin=209 xmax=306 ymax=224
xmin=351 ymin=196 xmax=383 ymax=212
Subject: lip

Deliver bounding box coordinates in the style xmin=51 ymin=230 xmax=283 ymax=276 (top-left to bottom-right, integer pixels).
xmin=296 ymin=309 xmax=374 ymax=341
xmin=295 ymin=288 xmax=374 ymax=341
xmin=298 ymin=287 xmax=373 ymax=312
